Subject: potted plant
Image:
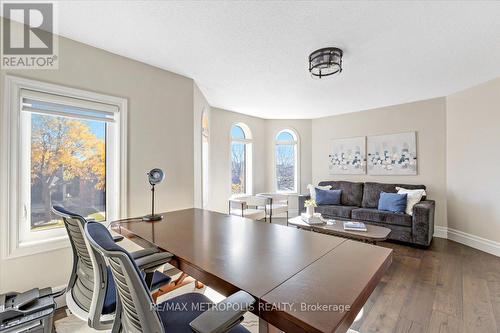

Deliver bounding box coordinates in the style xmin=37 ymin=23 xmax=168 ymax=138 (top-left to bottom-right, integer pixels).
xmin=304 ymin=199 xmax=317 ymax=218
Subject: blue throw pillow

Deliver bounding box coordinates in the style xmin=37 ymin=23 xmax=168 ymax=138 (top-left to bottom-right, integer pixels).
xmin=315 ymin=188 xmax=342 ymax=205
xmin=378 ymin=192 xmax=408 ymax=214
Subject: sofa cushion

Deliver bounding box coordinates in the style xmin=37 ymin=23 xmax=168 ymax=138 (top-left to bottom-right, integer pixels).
xmin=316 ymin=205 xmax=357 ymax=219
xmin=316 ymin=188 xmax=342 ymax=205
xmin=362 ymin=182 xmax=426 ymax=208
xmin=351 ymin=208 xmax=412 ymax=227
xmin=318 ymin=181 xmax=364 ymax=207
xmin=378 ymin=192 xmax=407 ymax=213
xmin=396 ymin=187 xmax=426 ymax=216
xmin=307 ymin=184 xmax=332 ymax=201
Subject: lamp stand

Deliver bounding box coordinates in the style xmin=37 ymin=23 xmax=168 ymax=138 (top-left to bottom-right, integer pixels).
xmin=142 ymin=184 xmax=163 ymax=221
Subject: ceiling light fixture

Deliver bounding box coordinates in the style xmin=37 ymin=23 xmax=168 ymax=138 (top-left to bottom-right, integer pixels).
xmin=308 ymin=47 xmax=343 ymax=78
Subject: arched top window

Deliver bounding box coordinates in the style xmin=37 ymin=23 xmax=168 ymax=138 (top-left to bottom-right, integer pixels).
xmin=275 ymin=129 xmax=299 ymax=193
xmin=231 ymin=123 xmax=252 ymax=141
xmin=276 ymin=129 xmax=297 ymax=142
xmin=231 ymin=123 xmax=252 ymax=195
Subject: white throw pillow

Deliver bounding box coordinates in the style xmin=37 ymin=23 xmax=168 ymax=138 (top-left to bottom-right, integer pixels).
xmin=307 ymin=184 xmax=332 ymax=201
xmin=396 ymin=187 xmax=427 ymax=216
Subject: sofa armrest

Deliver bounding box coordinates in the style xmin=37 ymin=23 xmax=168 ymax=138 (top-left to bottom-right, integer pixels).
xmin=298 ymin=194 xmax=311 ymax=214
xmin=412 ymin=200 xmax=435 ymax=246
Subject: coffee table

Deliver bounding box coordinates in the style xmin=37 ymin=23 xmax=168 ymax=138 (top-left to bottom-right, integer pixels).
xmin=288 ymin=215 xmax=391 ymax=244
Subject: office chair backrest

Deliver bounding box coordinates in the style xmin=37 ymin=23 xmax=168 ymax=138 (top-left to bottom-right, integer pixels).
xmin=52 ymin=206 xmax=112 ymax=329
xmin=85 ymin=222 xmax=164 ymax=333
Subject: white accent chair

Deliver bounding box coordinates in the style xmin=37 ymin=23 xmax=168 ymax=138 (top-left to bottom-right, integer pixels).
xmin=256 ymin=193 xmax=289 ymax=224
xmin=228 ymin=195 xmax=269 ymax=221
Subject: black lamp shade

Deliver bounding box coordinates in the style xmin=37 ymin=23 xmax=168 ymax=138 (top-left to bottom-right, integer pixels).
xmin=148 ymin=168 xmax=165 ymax=186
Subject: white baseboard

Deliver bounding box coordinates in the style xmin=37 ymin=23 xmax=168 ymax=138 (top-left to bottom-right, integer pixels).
xmin=433 ymin=226 xmax=448 ymax=239
xmin=434 ymin=226 xmax=500 ymax=257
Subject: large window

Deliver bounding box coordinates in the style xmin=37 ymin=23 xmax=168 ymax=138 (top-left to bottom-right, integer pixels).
xmin=230 ymin=123 xmax=252 ymax=195
xmin=2 ymin=76 xmax=126 ymax=257
xmin=275 ymin=129 xmax=298 ymax=193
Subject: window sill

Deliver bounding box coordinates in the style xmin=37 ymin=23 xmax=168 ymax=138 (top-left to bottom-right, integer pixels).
xmin=4 ymin=235 xmax=70 ymax=260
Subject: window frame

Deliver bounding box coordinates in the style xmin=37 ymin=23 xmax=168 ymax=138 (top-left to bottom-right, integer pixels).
xmin=201 ymin=108 xmax=209 ymax=208
xmin=1 ymin=75 xmax=128 ymax=259
xmin=274 ymin=128 xmax=300 ymax=194
xmin=230 ymin=123 xmax=252 ymax=196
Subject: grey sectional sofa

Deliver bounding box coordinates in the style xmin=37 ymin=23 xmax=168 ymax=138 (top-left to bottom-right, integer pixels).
xmin=299 ymin=181 xmax=435 ymax=246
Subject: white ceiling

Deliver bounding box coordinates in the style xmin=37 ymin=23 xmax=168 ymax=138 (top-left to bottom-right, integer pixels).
xmin=52 ymin=1 xmax=500 ymax=118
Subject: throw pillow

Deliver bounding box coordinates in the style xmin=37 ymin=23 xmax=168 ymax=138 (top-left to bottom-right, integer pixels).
xmin=378 ymin=192 xmax=408 ymax=214
xmin=307 ymin=184 xmax=332 ymax=201
xmin=396 ymin=187 xmax=427 ymax=215
xmin=315 ymin=188 xmax=342 ymax=205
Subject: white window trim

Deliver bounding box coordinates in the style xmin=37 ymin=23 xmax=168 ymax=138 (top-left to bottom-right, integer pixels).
xmin=201 ymin=108 xmax=209 ymax=208
xmin=229 ymin=123 xmax=253 ymax=196
xmin=1 ymin=75 xmax=128 ymax=259
xmin=273 ymin=128 xmax=300 ymax=194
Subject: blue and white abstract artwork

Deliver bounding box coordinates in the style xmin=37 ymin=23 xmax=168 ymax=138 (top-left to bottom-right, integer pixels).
xmin=367 ymin=132 xmax=417 ymax=175
xmin=329 ymin=137 xmax=366 ymax=175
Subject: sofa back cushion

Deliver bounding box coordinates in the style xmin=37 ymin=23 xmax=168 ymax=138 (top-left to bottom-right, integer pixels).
xmin=318 ymin=181 xmax=364 ymax=207
xmin=362 ymin=182 xmax=426 ymax=208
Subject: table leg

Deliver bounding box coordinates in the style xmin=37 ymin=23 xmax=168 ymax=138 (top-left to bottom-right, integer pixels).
xmin=259 ymin=318 xmax=269 ymax=333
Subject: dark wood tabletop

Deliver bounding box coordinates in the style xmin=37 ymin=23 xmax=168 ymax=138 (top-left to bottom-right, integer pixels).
xmin=111 ymin=208 xmax=345 ymax=298
xmin=259 ymin=240 xmax=393 ymax=333
xmin=111 ymin=208 xmax=392 ymax=333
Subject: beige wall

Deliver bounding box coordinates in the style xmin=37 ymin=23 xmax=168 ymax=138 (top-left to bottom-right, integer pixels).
xmin=446 ymin=77 xmax=500 ymax=243
xmin=0 ymin=35 xmax=196 ymax=292
xmin=311 ymin=98 xmax=448 ymax=229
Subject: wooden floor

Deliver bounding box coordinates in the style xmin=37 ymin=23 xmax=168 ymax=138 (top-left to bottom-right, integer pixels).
xmin=350 ymin=237 xmax=500 ymax=333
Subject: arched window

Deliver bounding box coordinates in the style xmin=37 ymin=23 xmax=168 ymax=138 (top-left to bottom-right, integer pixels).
xmin=275 ymin=129 xmax=299 ymax=193
xmin=201 ymin=109 xmax=209 ymax=208
xmin=231 ymin=123 xmax=252 ymax=195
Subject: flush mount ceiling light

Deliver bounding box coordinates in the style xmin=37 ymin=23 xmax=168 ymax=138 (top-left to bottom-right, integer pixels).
xmin=308 ymin=47 xmax=343 ymax=78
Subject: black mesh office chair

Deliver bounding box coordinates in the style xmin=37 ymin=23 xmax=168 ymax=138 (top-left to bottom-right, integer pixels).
xmin=52 ymin=206 xmax=172 ymax=330
xmin=85 ymin=221 xmax=255 ymax=333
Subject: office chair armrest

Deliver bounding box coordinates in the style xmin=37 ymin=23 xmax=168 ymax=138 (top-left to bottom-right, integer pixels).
xmin=112 ymin=235 xmax=124 ymax=242
xmin=135 ymin=251 xmax=174 ymax=272
xmin=131 ymin=247 xmax=161 ymax=260
xmin=190 ymin=291 xmax=255 ymax=333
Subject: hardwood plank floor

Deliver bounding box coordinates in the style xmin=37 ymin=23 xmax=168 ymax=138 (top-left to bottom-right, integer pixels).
xmin=352 ymin=238 xmax=500 ymax=333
